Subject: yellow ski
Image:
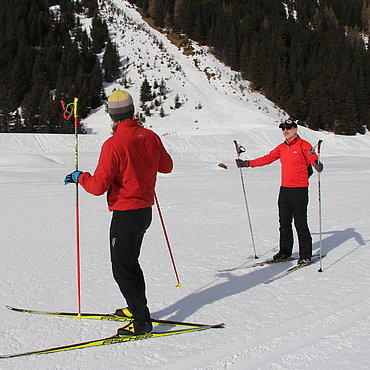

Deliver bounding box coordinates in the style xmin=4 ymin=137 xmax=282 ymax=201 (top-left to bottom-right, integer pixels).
xmin=0 ymin=324 xmax=224 ymax=359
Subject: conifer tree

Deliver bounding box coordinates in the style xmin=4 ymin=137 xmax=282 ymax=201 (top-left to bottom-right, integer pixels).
xmin=174 ymin=94 xmax=181 ymax=109
xmin=159 ymin=78 xmax=167 ymax=96
xmin=160 ymin=106 xmax=165 ymax=117
xmin=103 ymin=39 xmax=121 ymax=83
xmin=91 ymin=16 xmax=109 ymax=54
xmin=140 ymin=78 xmax=152 ymax=104
xmin=81 ymin=0 xmax=99 ymax=17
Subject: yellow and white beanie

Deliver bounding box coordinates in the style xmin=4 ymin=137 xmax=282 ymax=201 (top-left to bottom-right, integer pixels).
xmin=108 ymin=90 xmax=135 ymax=121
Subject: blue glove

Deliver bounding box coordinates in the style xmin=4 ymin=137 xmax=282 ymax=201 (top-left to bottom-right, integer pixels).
xmin=64 ymin=171 xmax=82 ymax=185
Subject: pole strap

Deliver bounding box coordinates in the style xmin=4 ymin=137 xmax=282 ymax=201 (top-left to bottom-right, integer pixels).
xmin=61 ymin=100 xmax=75 ymax=120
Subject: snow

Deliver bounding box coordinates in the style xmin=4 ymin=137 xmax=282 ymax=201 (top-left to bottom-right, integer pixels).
xmin=283 ymin=2 xmax=298 ymax=21
xmin=1 ymin=0 xmax=370 ymax=368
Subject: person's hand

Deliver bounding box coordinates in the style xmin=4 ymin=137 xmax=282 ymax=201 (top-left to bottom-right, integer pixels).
xmin=64 ymin=171 xmax=82 ymax=185
xmin=235 ymin=159 xmax=249 ymax=168
xmin=314 ymin=160 xmax=323 ymax=172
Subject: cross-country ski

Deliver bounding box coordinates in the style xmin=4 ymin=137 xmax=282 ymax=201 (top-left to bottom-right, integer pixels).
xmin=264 ymin=255 xmax=326 ymax=284
xmin=0 ymin=324 xmax=223 ymax=359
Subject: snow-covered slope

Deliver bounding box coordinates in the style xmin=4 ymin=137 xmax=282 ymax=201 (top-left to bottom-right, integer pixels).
xmin=0 ymin=1 xmax=369 ymax=369
xmin=84 ymin=0 xmax=285 ymax=138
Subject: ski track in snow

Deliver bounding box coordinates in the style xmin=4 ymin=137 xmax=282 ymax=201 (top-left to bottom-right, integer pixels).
xmin=184 ymin=293 xmax=370 ymax=369
xmin=0 ymin=134 xmax=369 ymax=369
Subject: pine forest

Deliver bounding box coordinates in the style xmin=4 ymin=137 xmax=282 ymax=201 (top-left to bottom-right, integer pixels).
xmin=0 ymin=0 xmax=369 ymax=135
xmin=129 ymin=0 xmax=370 ymax=135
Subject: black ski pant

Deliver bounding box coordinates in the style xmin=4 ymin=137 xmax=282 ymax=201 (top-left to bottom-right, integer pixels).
xmin=110 ymin=207 xmax=152 ymax=323
xmin=278 ymin=186 xmax=312 ymax=260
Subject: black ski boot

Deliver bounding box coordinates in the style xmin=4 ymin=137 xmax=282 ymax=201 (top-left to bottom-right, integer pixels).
xmin=272 ymin=252 xmax=291 ymax=261
xmin=297 ymin=258 xmax=311 ymax=265
xmin=114 ymin=307 xmax=133 ymax=318
xmin=117 ymin=320 xmax=153 ymax=336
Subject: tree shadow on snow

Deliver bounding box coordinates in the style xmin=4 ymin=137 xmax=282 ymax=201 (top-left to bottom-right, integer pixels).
xmin=152 ymin=227 xmax=367 ymax=323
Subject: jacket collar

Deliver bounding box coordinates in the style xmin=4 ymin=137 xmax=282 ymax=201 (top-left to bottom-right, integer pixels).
xmin=284 ymin=134 xmax=300 ymax=146
xmin=113 ymin=118 xmax=138 ymax=133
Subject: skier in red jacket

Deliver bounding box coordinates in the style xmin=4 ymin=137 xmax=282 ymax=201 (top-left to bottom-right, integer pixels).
xmin=65 ymin=90 xmax=173 ymax=336
xmin=236 ymin=119 xmax=323 ymax=265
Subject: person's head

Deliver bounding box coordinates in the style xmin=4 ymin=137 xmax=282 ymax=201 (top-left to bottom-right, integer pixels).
xmin=108 ymin=90 xmax=135 ymax=123
xmin=279 ymin=118 xmax=298 ymax=141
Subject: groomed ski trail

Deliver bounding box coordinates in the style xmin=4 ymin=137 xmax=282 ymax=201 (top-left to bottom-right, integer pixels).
xmin=159 ymin=289 xmax=370 ymax=369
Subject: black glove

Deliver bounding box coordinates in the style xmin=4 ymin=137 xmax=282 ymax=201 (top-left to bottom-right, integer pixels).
xmin=235 ymin=159 xmax=249 ymax=168
xmin=314 ymin=160 xmax=323 ymax=172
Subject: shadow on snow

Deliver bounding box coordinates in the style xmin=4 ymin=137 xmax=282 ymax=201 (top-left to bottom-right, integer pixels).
xmin=153 ymin=227 xmax=367 ymax=322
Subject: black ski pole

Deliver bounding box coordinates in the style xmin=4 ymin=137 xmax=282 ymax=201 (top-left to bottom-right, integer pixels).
xmin=317 ymin=140 xmax=323 ymax=272
xmin=233 ymin=140 xmax=258 ymax=259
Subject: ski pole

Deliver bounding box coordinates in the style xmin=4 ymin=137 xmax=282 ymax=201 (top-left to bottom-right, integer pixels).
xmin=233 ymin=140 xmax=258 ymax=259
xmin=61 ymin=98 xmax=82 ymax=316
xmin=317 ymin=140 xmax=323 ymax=272
xmin=154 ymin=191 xmax=181 ymax=288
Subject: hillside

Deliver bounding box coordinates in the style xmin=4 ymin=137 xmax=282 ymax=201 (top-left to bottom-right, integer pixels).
xmin=2 ymin=0 xmax=369 ymax=135
xmin=83 ymin=0 xmax=284 ymax=138
xmin=125 ymin=0 xmax=370 ymax=135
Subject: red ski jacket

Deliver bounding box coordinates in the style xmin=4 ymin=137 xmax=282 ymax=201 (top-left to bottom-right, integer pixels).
xmin=249 ymin=135 xmax=318 ymax=187
xmin=79 ymin=119 xmax=173 ymax=211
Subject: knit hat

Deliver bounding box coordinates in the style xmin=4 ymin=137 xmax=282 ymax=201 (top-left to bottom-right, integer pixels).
xmin=108 ymin=90 xmax=135 ymax=121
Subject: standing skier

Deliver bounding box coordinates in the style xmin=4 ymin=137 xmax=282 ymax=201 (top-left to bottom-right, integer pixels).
xmin=235 ymin=119 xmax=323 ymax=265
xmin=64 ymin=90 xmax=173 ymax=335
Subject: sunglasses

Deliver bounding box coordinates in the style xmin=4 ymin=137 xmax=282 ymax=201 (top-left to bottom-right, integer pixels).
xmin=280 ymin=125 xmax=294 ymax=131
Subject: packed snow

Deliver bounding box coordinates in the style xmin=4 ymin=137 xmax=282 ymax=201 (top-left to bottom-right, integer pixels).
xmin=0 ymin=0 xmax=370 ymax=369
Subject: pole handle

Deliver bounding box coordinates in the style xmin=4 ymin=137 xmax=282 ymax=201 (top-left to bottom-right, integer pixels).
xmin=73 ymin=97 xmax=79 ymax=119
xmin=233 ymin=140 xmax=246 ymax=157
xmin=317 ymin=139 xmax=323 ymax=155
